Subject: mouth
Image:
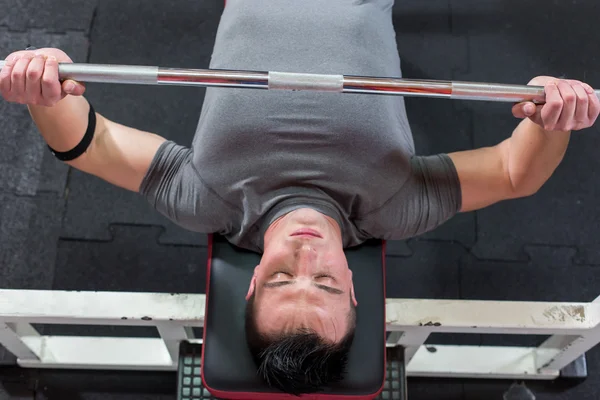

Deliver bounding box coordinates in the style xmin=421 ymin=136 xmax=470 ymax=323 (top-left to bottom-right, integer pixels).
xmin=290 ymin=228 xmax=323 ymax=238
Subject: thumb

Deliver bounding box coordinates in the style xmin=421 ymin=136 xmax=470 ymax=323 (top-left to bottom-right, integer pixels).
xmin=62 ymin=79 xmax=86 ymax=96
xmin=512 ymin=102 xmax=537 ymax=119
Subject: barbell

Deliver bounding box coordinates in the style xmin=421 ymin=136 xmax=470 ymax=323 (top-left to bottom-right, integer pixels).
xmin=1 ymin=61 xmax=599 ymax=103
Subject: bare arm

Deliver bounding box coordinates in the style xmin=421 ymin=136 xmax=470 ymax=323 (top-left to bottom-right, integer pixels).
xmin=1 ymin=48 xmax=165 ymax=192
xmin=448 ymin=119 xmax=570 ymax=212
xmin=29 ymin=95 xmax=166 ymax=192
xmin=448 ymin=77 xmax=599 ymax=213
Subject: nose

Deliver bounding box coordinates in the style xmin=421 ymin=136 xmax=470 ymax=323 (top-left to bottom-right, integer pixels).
xmin=296 ymin=243 xmax=318 ymax=269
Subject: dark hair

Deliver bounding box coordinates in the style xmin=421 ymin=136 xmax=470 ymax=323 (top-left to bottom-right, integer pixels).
xmin=245 ymin=293 xmax=356 ymax=395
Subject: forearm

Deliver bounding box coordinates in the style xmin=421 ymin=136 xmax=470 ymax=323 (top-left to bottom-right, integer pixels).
xmin=27 ymin=94 xmax=104 ymax=170
xmin=501 ymin=118 xmax=571 ymax=196
xmin=28 ymin=95 xmax=166 ymax=192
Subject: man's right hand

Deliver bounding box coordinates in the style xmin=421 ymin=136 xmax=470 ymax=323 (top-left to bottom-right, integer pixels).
xmin=0 ymin=48 xmax=85 ymax=107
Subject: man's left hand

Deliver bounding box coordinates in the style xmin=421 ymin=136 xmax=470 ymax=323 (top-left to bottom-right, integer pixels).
xmin=512 ymin=76 xmax=600 ymax=132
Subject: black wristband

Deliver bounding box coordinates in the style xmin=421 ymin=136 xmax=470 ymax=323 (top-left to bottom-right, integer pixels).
xmin=48 ymin=102 xmax=96 ymax=162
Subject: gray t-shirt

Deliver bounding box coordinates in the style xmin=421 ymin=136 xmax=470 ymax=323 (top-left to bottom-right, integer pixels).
xmin=139 ymin=0 xmax=462 ymax=253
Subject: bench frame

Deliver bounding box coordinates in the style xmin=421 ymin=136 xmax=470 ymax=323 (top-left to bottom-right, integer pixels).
xmin=1 ymin=289 xmax=598 ymax=380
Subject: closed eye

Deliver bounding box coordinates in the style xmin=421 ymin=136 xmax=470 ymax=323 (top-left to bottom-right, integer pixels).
xmin=315 ymin=274 xmax=337 ymax=283
xmin=263 ymin=280 xmax=344 ymax=295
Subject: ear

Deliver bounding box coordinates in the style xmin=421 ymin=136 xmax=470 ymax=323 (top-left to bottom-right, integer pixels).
xmin=245 ymin=265 xmax=260 ymax=301
xmin=349 ymin=270 xmax=358 ymax=306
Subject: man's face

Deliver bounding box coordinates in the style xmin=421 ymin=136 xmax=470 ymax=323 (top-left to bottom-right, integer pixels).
xmin=246 ymin=208 xmax=357 ymax=343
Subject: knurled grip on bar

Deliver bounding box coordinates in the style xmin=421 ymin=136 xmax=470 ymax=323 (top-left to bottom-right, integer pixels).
xmin=269 ymin=71 xmax=344 ymax=92
xmin=1 ymin=61 xmax=599 ymax=103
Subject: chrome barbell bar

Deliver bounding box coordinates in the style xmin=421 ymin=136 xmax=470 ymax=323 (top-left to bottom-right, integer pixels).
xmin=1 ymin=61 xmax=598 ymax=103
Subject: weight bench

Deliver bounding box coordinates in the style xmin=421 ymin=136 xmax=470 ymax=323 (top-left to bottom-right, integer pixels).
xmin=0 ymin=236 xmax=595 ymax=399
xmin=177 ymin=234 xmax=403 ymax=400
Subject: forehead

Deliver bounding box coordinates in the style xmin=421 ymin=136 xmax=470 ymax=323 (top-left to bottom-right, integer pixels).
xmin=255 ymin=300 xmax=348 ymax=342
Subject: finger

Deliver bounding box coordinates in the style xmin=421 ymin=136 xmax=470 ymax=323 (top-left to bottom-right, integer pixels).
xmin=0 ymin=54 xmax=19 ymax=96
xmin=41 ymin=56 xmax=62 ymax=104
xmin=61 ymin=80 xmax=86 ymax=97
xmin=11 ymin=54 xmax=34 ymax=102
xmin=554 ymin=80 xmax=577 ymax=131
xmin=570 ymin=82 xmax=589 ymax=130
xmin=586 ymin=84 xmax=600 ymax=124
xmin=70 ymin=81 xmax=86 ymax=96
xmin=540 ymin=83 xmax=563 ymax=130
xmin=25 ymin=54 xmax=46 ymax=104
xmin=526 ymin=105 xmax=545 ymax=127
xmin=512 ymin=102 xmax=537 ymax=119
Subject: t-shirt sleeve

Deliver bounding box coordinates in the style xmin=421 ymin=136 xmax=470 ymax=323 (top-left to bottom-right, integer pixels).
xmin=360 ymin=154 xmax=462 ymax=240
xmin=139 ymin=141 xmax=232 ymax=234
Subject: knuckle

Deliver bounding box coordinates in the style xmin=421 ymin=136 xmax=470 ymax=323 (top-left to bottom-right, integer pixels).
xmin=26 ymin=67 xmax=41 ymax=80
xmin=563 ymin=93 xmax=576 ymax=103
xmin=41 ymin=75 xmax=56 ymax=87
xmin=12 ymin=69 xmax=24 ymax=80
xmin=549 ymin=100 xmax=563 ymax=109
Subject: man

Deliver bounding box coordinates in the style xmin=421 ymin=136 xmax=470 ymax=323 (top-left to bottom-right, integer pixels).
xmin=1 ymin=0 xmax=598 ymax=394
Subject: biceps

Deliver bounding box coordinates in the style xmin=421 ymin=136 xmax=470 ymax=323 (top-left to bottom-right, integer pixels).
xmin=448 ymin=142 xmax=517 ymax=212
xmin=78 ymin=116 xmax=166 ymax=192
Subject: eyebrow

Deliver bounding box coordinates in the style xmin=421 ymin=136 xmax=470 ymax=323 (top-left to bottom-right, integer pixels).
xmin=263 ymin=281 xmax=344 ymax=295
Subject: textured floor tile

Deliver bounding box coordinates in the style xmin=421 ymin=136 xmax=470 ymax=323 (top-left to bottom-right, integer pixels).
xmin=53 ymin=224 xmax=207 ymax=293
xmin=0 ymin=0 xmax=97 ymax=32
xmin=386 ymin=240 xmax=464 ymax=299
xmin=0 ymin=193 xmax=63 ymax=289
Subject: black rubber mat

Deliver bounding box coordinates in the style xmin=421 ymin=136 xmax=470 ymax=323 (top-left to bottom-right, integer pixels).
xmin=450 ymin=0 xmax=600 ymax=264
xmin=0 ymin=0 xmax=97 ymax=32
xmin=386 ymin=241 xmax=464 ymax=300
xmin=0 ymin=192 xmax=63 ymax=289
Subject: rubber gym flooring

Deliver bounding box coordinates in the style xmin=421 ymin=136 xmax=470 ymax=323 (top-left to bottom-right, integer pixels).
xmin=1 ymin=1 xmax=600 ymax=399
